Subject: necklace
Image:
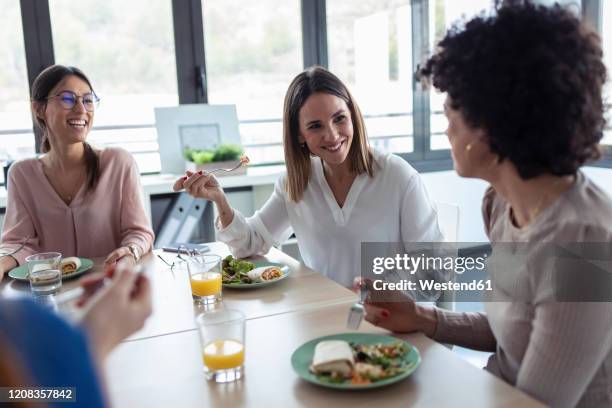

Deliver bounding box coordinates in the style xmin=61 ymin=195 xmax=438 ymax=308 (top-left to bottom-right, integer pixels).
xmin=63 ymin=173 xmax=85 ymax=202
xmin=514 ymin=176 xmax=573 ymax=226
xmin=42 ymin=161 xmax=85 ymax=204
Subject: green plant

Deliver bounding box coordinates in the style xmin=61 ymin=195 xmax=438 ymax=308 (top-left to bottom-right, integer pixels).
xmin=184 ymin=144 xmax=243 ymax=165
xmin=212 ymin=144 xmax=243 ymax=162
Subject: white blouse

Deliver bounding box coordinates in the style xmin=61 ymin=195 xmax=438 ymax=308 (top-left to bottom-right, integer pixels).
xmin=217 ymin=149 xmax=444 ymax=287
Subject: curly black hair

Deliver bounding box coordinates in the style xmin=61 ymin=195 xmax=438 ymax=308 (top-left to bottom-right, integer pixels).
xmin=419 ymin=0 xmax=606 ymax=179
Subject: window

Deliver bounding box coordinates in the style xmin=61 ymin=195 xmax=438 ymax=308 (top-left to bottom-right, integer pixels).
xmin=10 ymin=0 xmax=610 ymax=178
xmin=428 ymin=0 xmax=493 ymax=151
xmin=0 ymin=0 xmax=35 ymax=184
xmin=202 ymin=0 xmax=303 ymax=165
xmin=49 ymin=0 xmax=179 ymax=173
xmin=327 ymin=0 xmax=414 ymax=155
xmin=601 ymin=0 xmax=612 ymax=154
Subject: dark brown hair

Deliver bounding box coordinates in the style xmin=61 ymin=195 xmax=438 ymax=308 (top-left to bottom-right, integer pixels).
xmin=418 ymin=0 xmax=606 ymax=179
xmin=31 ymin=65 xmax=100 ymax=193
xmin=283 ymin=66 xmax=375 ymax=202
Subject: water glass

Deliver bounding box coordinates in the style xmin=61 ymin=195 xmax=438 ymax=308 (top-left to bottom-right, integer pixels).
xmin=26 ymin=252 xmax=62 ymax=296
xmin=196 ymin=309 xmax=245 ymax=383
xmin=187 ymin=254 xmax=222 ymax=305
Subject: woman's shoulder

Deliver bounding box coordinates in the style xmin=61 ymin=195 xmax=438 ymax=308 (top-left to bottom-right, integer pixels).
xmin=370 ymin=148 xmax=418 ymax=181
xmin=99 ymin=146 xmax=135 ymax=163
xmin=99 ymin=147 xmax=137 ymax=171
xmin=481 ymin=186 xmax=505 ymax=236
xmin=554 ymin=172 xmax=612 ymax=240
xmin=8 ymin=157 xmax=40 ymax=177
xmin=6 ymin=158 xmax=42 ymax=191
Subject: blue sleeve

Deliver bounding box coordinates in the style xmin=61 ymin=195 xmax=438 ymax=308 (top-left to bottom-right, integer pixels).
xmin=0 ymin=299 xmax=106 ymax=408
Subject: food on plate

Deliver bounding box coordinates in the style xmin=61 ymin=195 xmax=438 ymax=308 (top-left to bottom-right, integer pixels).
xmin=221 ymin=255 xmax=284 ymax=285
xmin=309 ymin=340 xmax=355 ymax=379
xmin=309 ymin=340 xmax=411 ymax=384
xmin=31 ymin=263 xmax=53 ymax=273
xmin=247 ymin=266 xmax=283 ymax=282
xmin=221 ymin=255 xmax=256 ymax=284
xmin=61 ymin=257 xmax=81 ymax=275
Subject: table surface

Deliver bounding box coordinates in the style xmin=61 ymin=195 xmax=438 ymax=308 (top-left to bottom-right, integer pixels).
xmin=106 ymin=302 xmax=543 ymax=408
xmin=1 ymin=243 xmax=544 ymax=407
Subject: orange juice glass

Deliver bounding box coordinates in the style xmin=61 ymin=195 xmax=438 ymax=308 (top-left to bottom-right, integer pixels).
xmin=187 ymin=254 xmax=222 ymax=305
xmin=196 ymin=309 xmax=245 ymax=382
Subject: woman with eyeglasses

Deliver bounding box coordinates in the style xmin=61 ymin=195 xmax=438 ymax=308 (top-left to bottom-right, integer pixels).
xmin=360 ymin=2 xmax=612 ymax=406
xmin=0 ymin=65 xmax=154 ymax=279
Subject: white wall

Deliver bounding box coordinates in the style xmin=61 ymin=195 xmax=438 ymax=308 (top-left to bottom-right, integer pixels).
xmin=420 ymin=166 xmax=612 ymax=243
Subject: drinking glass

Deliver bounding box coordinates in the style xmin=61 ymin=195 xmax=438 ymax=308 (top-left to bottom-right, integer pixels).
xmin=26 ymin=252 xmax=62 ymax=296
xmin=196 ymin=309 xmax=245 ymax=382
xmin=187 ymin=254 xmax=222 ymax=305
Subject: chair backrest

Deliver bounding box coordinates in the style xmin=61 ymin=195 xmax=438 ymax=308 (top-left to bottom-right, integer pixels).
xmin=433 ymin=201 xmax=460 ymax=311
xmin=434 ymin=201 xmax=460 ymax=243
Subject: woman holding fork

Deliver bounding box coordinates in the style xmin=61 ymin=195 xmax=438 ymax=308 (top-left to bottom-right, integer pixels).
xmin=174 ymin=66 xmax=444 ymax=288
xmin=360 ymin=2 xmax=612 ymax=406
xmin=0 ymin=65 xmax=154 ymax=279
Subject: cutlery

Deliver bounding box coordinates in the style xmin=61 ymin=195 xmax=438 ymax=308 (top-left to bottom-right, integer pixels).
xmin=208 ymin=156 xmax=250 ymax=175
xmin=56 ymin=263 xmax=146 ymax=306
xmin=347 ymin=292 xmax=366 ymax=330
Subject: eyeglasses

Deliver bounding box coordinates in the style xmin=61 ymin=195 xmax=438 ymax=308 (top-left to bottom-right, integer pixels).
xmin=157 ymin=246 xmax=208 ymax=278
xmin=157 ymin=253 xmax=189 ymax=272
xmin=46 ymin=91 xmax=100 ymax=112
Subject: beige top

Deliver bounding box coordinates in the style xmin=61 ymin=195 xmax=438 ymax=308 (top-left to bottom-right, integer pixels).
xmin=432 ymin=172 xmax=612 ymax=407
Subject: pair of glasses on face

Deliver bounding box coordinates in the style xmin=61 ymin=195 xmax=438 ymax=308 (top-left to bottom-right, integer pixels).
xmin=46 ymin=91 xmax=100 ymax=112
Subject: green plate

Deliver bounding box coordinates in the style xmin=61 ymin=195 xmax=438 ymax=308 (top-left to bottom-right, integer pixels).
xmin=8 ymin=258 xmax=94 ymax=282
xmin=222 ymin=261 xmax=290 ymax=289
xmin=291 ymin=333 xmax=421 ymax=390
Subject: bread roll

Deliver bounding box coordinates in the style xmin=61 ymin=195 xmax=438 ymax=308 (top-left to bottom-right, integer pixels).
xmin=310 ymin=340 xmax=355 ymax=378
xmin=61 ymin=257 xmax=81 ymax=275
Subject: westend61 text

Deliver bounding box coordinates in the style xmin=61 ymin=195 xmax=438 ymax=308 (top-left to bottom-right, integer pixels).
xmin=373 ymin=279 xmax=493 ymax=292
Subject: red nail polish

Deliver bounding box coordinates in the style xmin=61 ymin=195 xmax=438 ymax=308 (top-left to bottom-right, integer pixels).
xmin=381 ymin=310 xmax=390 ymax=318
xmin=198 ymin=171 xmax=203 ymax=175
xmin=181 ymin=176 xmax=187 ymax=180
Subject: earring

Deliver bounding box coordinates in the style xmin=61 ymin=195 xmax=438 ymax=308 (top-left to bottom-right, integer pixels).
xmin=465 ymin=143 xmax=473 ymax=152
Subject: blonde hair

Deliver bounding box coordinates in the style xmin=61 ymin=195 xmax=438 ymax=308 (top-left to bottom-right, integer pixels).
xmin=283 ymin=66 xmax=375 ymax=202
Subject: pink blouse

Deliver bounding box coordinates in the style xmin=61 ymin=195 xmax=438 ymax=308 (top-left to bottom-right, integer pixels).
xmin=1 ymin=147 xmax=154 ymax=266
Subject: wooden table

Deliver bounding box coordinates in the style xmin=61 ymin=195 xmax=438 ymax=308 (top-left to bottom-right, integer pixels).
xmin=1 ymin=243 xmax=544 ymax=407
xmin=131 ymin=243 xmax=357 ymax=341
xmin=1 ymin=243 xmax=357 ymax=341
xmin=106 ymin=302 xmax=543 ymax=407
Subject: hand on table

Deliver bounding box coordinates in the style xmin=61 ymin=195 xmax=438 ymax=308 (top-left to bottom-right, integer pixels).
xmin=173 ymin=170 xmax=225 ymax=203
xmin=79 ymin=264 xmax=152 ymax=361
xmin=104 ymin=247 xmax=136 ymax=267
xmin=354 ymin=277 xmax=438 ymax=337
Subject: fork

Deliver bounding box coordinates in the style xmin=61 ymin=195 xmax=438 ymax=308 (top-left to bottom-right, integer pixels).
xmin=347 ymin=290 xmax=366 ymax=330
xmin=207 ymin=156 xmax=250 ymax=175
xmin=0 ymin=237 xmax=29 ymax=259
